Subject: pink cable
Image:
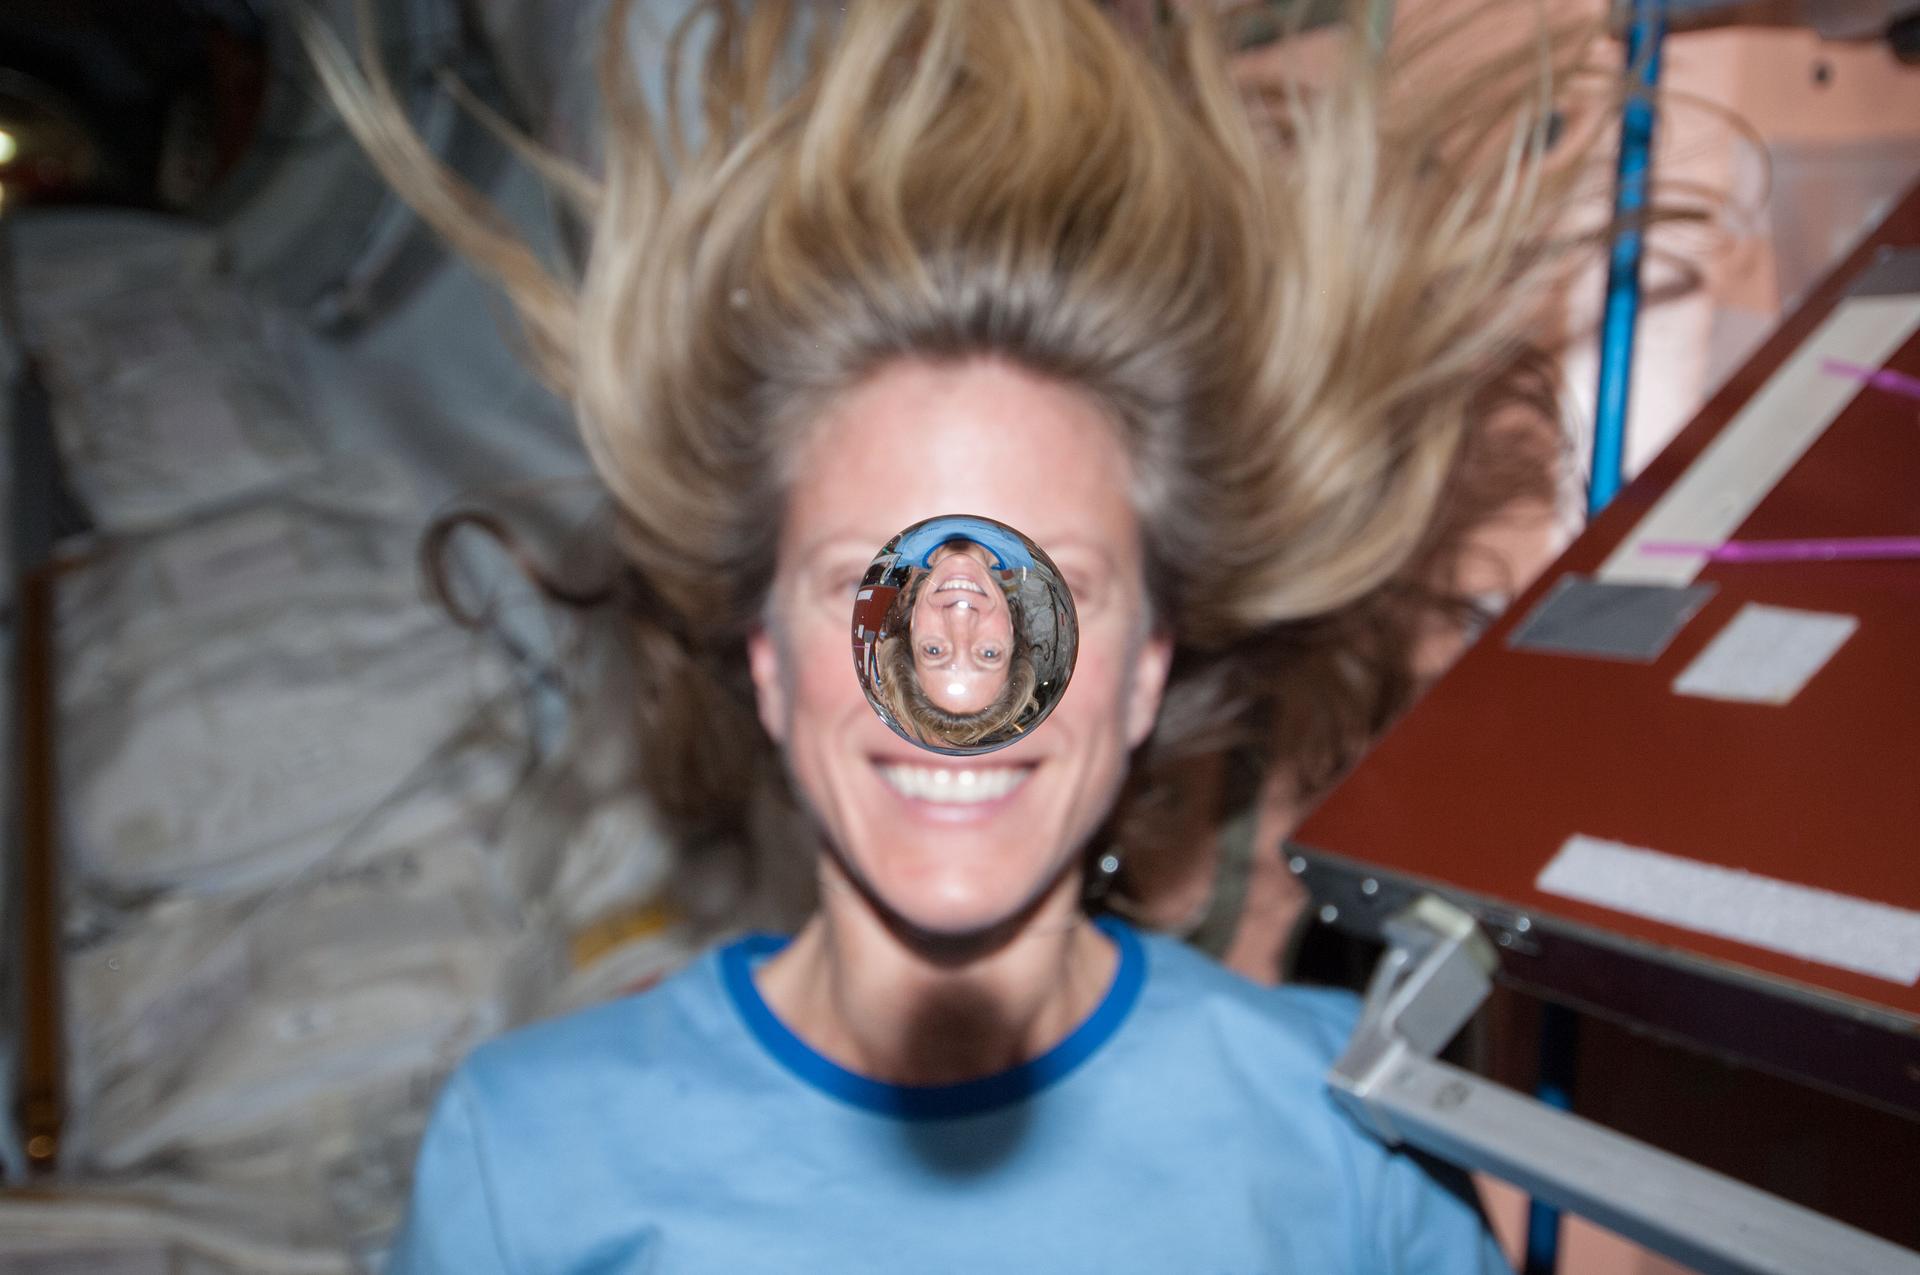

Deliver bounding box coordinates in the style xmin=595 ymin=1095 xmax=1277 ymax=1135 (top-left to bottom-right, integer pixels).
xmin=1822 ymin=358 xmax=1920 ymax=403
xmin=1641 ymin=537 xmax=1920 ymax=562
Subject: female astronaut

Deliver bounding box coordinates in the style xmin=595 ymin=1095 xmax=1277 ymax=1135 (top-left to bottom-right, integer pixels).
xmin=310 ymin=0 xmax=1598 ymax=1267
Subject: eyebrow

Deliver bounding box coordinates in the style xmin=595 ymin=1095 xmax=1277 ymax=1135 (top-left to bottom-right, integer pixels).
xmin=791 ymin=537 xmax=879 ymax=556
xmin=790 ymin=535 xmax=892 ymax=564
xmin=1035 ymin=538 xmax=1123 ymax=578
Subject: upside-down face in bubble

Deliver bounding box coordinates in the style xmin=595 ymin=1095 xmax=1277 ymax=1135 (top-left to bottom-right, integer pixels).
xmin=912 ymin=543 xmax=1015 ymax=714
xmin=858 ymin=515 xmax=1072 ymax=754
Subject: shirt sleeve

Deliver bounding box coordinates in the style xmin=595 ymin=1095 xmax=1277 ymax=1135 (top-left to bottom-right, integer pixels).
xmin=1373 ymin=1146 xmax=1513 ymax=1275
xmin=385 ymin=1070 xmax=515 ymax=1275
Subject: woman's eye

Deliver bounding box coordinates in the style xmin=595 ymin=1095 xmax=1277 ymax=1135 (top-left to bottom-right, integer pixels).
xmin=980 ymin=645 xmax=1001 ymax=661
xmin=815 ymin=567 xmax=864 ymax=602
xmin=1054 ymin=565 xmax=1108 ymax=614
xmin=921 ymin=642 xmax=943 ymax=658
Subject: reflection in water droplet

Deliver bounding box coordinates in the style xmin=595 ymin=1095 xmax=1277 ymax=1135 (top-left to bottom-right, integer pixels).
xmin=851 ymin=515 xmax=1078 ymax=756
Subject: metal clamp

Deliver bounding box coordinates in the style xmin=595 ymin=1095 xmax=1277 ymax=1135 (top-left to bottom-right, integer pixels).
xmin=1329 ymin=895 xmax=1920 ymax=1275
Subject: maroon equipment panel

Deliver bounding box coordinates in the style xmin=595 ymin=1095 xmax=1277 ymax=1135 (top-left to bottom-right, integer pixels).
xmin=1288 ymin=182 xmax=1920 ymax=1120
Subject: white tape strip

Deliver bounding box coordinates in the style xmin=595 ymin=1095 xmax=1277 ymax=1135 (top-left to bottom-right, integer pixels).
xmin=1599 ymin=294 xmax=1920 ymax=587
xmin=1671 ymin=604 xmax=1857 ymax=705
xmin=1538 ymin=835 xmax=1920 ymax=985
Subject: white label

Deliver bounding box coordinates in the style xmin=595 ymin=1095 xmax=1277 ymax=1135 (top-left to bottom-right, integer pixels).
xmin=1538 ymin=834 xmax=1920 ymax=985
xmin=1672 ymin=604 xmax=1858 ymax=705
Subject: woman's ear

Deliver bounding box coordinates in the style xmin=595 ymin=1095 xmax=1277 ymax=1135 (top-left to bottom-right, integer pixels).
xmin=746 ymin=627 xmax=788 ymax=744
xmin=1124 ymin=630 xmax=1175 ymax=749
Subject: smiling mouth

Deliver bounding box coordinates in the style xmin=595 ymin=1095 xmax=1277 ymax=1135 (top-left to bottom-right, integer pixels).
xmin=934 ymin=578 xmax=988 ymax=596
xmin=878 ymin=764 xmax=1029 ymax=805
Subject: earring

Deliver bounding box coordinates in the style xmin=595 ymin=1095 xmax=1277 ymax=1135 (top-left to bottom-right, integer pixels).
xmin=1086 ymin=849 xmax=1124 ymax=902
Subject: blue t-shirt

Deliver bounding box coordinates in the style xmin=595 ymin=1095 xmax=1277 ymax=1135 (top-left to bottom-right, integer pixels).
xmin=389 ymin=918 xmax=1509 ymax=1274
xmin=892 ymin=516 xmax=1037 ymax=570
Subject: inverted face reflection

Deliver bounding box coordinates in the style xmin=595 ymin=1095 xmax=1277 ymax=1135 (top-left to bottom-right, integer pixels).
xmin=853 ymin=514 xmax=1078 ymax=755
xmin=913 ymin=543 xmax=1014 ymax=712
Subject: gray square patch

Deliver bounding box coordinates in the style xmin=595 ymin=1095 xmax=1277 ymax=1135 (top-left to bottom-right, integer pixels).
xmin=1850 ymin=247 xmax=1920 ymax=298
xmin=1507 ymin=574 xmax=1716 ymax=662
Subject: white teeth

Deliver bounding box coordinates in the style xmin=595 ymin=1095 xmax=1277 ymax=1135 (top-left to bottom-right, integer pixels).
xmin=935 ymin=578 xmax=987 ymax=594
xmin=878 ymin=764 xmax=1028 ymax=805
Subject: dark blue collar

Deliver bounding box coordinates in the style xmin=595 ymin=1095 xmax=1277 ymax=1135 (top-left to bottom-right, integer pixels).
xmin=719 ymin=914 xmax=1144 ymax=1121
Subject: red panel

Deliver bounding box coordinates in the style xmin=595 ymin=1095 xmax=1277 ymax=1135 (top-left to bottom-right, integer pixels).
xmin=1293 ymin=182 xmax=1920 ymax=1026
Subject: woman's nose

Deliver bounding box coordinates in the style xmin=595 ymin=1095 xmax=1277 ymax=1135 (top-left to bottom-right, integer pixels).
xmin=942 ymin=599 xmax=982 ymax=631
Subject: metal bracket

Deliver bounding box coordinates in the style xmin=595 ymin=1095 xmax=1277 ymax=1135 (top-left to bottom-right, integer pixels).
xmin=1329 ymin=895 xmax=1920 ymax=1275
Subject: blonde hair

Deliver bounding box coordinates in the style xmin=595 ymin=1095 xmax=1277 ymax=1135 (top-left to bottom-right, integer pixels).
xmin=307 ymin=0 xmax=1606 ymax=926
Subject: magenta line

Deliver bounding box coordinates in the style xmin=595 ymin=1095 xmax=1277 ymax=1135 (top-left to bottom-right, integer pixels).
xmin=1821 ymin=358 xmax=1920 ymax=403
xmin=1641 ymin=537 xmax=1920 ymax=562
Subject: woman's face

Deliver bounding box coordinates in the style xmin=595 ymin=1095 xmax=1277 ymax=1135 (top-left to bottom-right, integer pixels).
xmin=910 ymin=544 xmax=1014 ymax=714
xmin=748 ymin=359 xmax=1171 ymax=938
